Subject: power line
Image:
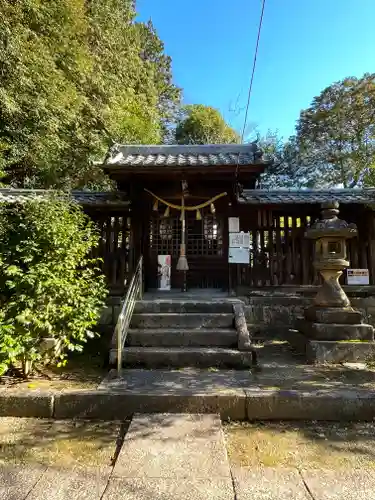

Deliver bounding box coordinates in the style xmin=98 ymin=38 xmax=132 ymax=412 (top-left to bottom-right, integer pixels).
xmin=240 ymin=0 xmax=266 ymax=143
xmin=235 ymin=0 xmax=266 ymax=188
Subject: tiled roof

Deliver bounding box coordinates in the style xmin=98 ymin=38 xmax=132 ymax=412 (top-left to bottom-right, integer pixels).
xmin=238 ymin=189 xmax=375 ymax=205
xmin=0 ymin=189 xmax=130 ymax=206
xmin=102 ymin=143 xmax=270 ymax=168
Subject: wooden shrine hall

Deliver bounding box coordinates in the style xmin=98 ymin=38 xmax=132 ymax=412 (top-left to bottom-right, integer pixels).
xmin=2 ymin=143 xmax=375 ymax=296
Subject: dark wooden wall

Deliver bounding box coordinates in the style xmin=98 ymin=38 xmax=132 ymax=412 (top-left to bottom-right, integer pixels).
xmin=232 ymin=203 xmax=375 ymax=288
xmin=88 ymin=208 xmax=132 ymax=295
xmin=86 ymin=201 xmax=375 ymax=295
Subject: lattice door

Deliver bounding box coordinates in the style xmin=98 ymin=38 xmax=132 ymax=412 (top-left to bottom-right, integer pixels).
xmin=148 ymin=212 xmax=227 ymax=289
xmin=149 ymin=215 xmax=181 ymax=257
xmin=148 ymin=214 xmax=181 ymax=289
xmin=186 ymin=214 xmax=223 ymax=256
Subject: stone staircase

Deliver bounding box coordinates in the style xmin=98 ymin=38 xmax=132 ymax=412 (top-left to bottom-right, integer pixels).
xmin=110 ymin=298 xmax=254 ymax=368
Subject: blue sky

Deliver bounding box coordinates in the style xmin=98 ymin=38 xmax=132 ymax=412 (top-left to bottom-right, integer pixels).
xmin=136 ymin=0 xmax=375 ymax=140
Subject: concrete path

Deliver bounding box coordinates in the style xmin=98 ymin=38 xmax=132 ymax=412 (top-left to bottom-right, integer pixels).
xmin=99 ymin=364 xmax=375 ymax=393
xmin=231 ymin=467 xmax=375 ymax=499
xmin=2 ymin=414 xmax=375 ymax=499
xmin=106 ymin=413 xmax=233 ymax=499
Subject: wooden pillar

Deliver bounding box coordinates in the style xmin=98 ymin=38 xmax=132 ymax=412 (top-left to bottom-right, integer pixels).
xmin=367 ymin=210 xmax=375 ymax=285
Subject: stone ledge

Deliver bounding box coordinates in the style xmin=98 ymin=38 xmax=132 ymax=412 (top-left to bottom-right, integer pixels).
xmin=304 ymin=306 xmax=363 ymax=324
xmin=288 ymin=329 xmax=375 ymax=363
xmin=245 ymin=389 xmax=375 ymax=421
xmin=295 ymin=320 xmax=374 ymax=341
xmin=53 ymin=391 xmax=247 ymax=420
xmin=233 ymin=303 xmax=252 ymax=351
xmin=0 ymin=392 xmax=54 ymax=417
xmin=1 ymin=387 xmax=375 ymax=421
xmin=307 ymin=340 xmax=375 ymax=364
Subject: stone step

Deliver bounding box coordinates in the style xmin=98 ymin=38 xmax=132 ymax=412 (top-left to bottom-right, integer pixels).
xmin=125 ymin=328 xmax=238 ymax=347
xmin=109 ymin=346 xmax=253 ymax=368
xmin=131 ymin=312 xmax=234 ymax=329
xmin=134 ymin=300 xmax=236 ymax=314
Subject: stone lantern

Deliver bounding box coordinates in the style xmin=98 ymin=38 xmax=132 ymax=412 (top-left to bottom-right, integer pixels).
xmin=291 ymin=202 xmax=375 ymax=363
xmin=307 ymin=201 xmax=357 ymax=312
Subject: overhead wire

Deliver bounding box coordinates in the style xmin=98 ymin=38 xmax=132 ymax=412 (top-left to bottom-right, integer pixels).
xmin=235 ymin=0 xmax=267 ymax=186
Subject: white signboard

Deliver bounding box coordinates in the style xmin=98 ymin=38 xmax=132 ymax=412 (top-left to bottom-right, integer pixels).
xmin=228 ymin=217 xmax=240 ymax=233
xmin=229 ymin=247 xmax=249 ymax=264
xmin=229 ymin=232 xmax=250 ymax=248
xmin=158 ymin=255 xmax=171 ymax=290
xmin=347 ymin=269 xmax=369 ymax=285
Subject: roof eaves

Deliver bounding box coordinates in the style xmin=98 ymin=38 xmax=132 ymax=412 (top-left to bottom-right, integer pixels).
xmin=237 ymin=189 xmax=375 ymax=205
xmin=0 ymin=189 xmax=131 ymax=207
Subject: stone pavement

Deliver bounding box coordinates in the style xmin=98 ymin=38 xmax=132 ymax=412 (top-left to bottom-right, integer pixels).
xmin=1 ymin=414 xmax=375 ymax=499
xmin=231 ymin=467 xmax=375 ymax=499
xmin=99 ymin=361 xmax=375 ymax=393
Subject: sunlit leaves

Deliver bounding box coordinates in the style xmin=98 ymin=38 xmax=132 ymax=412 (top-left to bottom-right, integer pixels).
xmin=296 ymin=74 xmax=375 ymax=188
xmin=0 ymin=0 xmax=180 ymax=189
xmin=175 ymin=105 xmax=240 ymax=145
xmin=0 ymin=197 xmax=108 ymax=376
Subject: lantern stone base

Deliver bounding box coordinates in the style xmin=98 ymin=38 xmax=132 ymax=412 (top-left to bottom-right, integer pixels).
xmin=295 ymin=318 xmax=374 ymax=341
xmin=303 ymin=306 xmax=362 ymax=325
xmin=288 ymin=329 xmax=375 ymax=364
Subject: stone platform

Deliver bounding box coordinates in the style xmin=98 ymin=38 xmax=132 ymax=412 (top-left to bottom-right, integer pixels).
xmin=289 ymin=328 xmax=375 ymax=364
xmin=292 ymin=305 xmax=375 ymax=363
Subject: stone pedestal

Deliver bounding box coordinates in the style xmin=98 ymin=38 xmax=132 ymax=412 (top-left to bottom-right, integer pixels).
xmin=292 ymin=310 xmax=375 ymax=363
xmin=288 ymin=330 xmax=375 ymax=364
xmin=289 ymin=202 xmax=375 ymax=364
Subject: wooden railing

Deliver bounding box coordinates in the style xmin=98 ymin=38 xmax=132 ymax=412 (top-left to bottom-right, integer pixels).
xmin=115 ymin=255 xmax=143 ymax=375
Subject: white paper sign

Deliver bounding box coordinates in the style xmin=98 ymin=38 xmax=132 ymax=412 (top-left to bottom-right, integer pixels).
xmin=229 ymin=247 xmax=249 ymax=264
xmin=347 ymin=269 xmax=369 ymax=285
xmin=228 ymin=217 xmax=240 ymax=233
xmin=158 ymin=255 xmax=171 ymax=290
xmin=229 ymin=232 xmax=250 ymax=248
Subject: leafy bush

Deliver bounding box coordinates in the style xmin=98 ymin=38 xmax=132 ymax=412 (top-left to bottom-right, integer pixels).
xmin=0 ymin=195 xmax=107 ymax=376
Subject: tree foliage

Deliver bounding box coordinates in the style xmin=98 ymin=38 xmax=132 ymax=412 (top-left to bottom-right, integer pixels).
xmin=259 ymin=74 xmax=375 ymax=189
xmin=0 ymin=0 xmax=180 ymax=189
xmin=175 ymin=105 xmax=240 ymax=144
xmin=0 ymin=197 xmax=107 ymax=376
xmin=259 ymin=133 xmax=308 ymax=188
xmin=295 ymin=74 xmax=375 ymax=188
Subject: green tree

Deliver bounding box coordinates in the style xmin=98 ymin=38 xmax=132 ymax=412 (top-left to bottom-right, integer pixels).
xmin=0 ymin=0 xmax=180 ymax=189
xmin=296 ymin=74 xmax=375 ymax=188
xmin=252 ymin=131 xmax=299 ymax=188
xmin=0 ymin=0 xmax=90 ymax=188
xmin=0 ymin=196 xmax=107 ymax=376
xmin=175 ymin=105 xmax=240 ymax=144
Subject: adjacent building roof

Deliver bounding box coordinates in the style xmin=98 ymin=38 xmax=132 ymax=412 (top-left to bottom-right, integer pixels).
xmin=0 ymin=189 xmax=130 ymax=207
xmin=101 ymin=143 xmax=271 ymax=169
xmin=238 ymin=188 xmax=375 ymax=205
xmin=2 ymin=187 xmax=375 ymax=208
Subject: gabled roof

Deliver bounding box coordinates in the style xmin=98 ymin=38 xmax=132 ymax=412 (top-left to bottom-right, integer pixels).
xmin=0 ymin=189 xmax=130 ymax=207
xmin=101 ymin=143 xmax=271 ymax=170
xmin=238 ymin=188 xmax=375 ymax=205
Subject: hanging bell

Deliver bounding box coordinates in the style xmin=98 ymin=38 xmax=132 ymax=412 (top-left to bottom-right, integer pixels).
xmin=196 ymin=209 xmax=202 ymax=220
xmin=164 ymin=206 xmax=170 ymax=217
xmin=210 ymin=203 xmax=215 ymax=214
xmin=153 ymin=199 xmax=158 ymax=211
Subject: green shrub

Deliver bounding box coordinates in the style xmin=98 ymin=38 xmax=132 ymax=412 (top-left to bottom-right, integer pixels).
xmin=0 ymin=195 xmax=108 ymax=376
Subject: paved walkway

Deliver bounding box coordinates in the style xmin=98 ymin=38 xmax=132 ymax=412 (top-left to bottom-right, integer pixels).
xmin=1 ymin=414 xmax=375 ymax=499
xmin=100 ymin=362 xmax=375 ymax=393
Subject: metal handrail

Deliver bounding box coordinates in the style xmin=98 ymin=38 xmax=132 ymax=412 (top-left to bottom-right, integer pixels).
xmin=115 ymin=255 xmax=143 ymax=375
